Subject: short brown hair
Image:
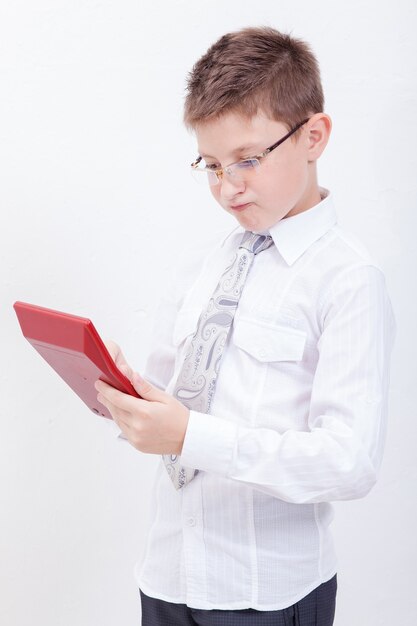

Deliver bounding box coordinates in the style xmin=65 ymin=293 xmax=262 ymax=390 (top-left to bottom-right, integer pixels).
xmin=183 ymin=26 xmax=324 ymax=139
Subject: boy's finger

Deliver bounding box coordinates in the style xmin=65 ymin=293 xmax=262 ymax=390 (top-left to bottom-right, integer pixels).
xmin=119 ymin=362 xmax=133 ymax=380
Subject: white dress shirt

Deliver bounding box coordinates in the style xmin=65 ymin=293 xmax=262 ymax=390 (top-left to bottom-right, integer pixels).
xmin=134 ymin=187 xmax=396 ymax=611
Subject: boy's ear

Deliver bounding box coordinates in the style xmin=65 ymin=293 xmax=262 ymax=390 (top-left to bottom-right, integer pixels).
xmin=305 ymin=113 xmax=332 ymax=162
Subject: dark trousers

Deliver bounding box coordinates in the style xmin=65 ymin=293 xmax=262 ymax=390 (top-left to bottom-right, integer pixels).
xmin=139 ymin=574 xmax=337 ymax=625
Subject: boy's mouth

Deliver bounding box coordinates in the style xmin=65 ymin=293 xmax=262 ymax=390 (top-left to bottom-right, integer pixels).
xmin=230 ymin=202 xmax=251 ymax=212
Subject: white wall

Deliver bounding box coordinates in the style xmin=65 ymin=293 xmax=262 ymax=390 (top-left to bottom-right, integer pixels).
xmin=1 ymin=1 xmax=416 ymax=624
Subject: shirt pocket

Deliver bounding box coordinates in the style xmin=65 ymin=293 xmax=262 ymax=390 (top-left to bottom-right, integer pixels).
xmin=232 ymin=317 xmax=307 ymax=362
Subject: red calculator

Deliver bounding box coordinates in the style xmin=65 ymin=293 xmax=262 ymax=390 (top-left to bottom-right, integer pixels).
xmin=14 ymin=301 xmax=140 ymax=419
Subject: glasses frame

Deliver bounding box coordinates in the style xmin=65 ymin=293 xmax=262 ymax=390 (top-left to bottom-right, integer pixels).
xmin=191 ymin=117 xmax=311 ymax=186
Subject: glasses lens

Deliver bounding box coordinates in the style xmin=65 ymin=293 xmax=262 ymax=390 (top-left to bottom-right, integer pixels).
xmin=190 ymin=157 xmax=260 ymax=187
xmin=229 ymin=159 xmax=260 ymax=180
xmin=191 ymin=158 xmax=220 ymax=186
xmin=191 ymin=168 xmax=208 ymax=185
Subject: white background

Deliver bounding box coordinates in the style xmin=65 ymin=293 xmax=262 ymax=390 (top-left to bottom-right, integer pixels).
xmin=1 ymin=1 xmax=416 ymax=624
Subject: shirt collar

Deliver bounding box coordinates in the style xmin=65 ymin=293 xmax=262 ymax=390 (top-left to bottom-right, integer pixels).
xmin=221 ymin=187 xmax=337 ymax=266
xmin=269 ymin=187 xmax=337 ymax=265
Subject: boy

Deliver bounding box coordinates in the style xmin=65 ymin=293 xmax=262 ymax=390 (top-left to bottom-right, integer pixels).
xmin=95 ymin=26 xmax=396 ymax=625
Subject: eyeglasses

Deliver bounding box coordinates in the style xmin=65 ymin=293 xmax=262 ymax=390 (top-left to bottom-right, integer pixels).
xmin=191 ymin=118 xmax=310 ymax=187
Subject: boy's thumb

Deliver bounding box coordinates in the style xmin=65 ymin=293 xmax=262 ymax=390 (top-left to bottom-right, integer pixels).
xmin=131 ymin=372 xmax=161 ymax=400
xmin=119 ymin=363 xmax=133 ymax=379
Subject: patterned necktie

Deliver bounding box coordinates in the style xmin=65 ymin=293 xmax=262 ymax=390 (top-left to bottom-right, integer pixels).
xmin=163 ymin=230 xmax=274 ymax=489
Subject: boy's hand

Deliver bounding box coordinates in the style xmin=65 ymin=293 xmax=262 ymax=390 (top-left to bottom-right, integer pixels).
xmin=94 ymin=372 xmax=190 ymax=456
xmin=104 ymin=339 xmax=134 ymax=381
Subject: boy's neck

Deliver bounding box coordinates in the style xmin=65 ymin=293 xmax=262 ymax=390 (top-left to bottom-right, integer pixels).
xmin=286 ymin=176 xmax=324 ymax=219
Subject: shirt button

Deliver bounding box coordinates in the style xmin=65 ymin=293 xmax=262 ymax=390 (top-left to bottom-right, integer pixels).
xmin=259 ymin=349 xmax=267 ymax=358
xmin=187 ymin=517 xmax=196 ymax=527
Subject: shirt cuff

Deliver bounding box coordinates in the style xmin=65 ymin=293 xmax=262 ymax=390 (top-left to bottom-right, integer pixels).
xmin=102 ymin=417 xmax=128 ymax=441
xmin=180 ymin=410 xmax=238 ymax=476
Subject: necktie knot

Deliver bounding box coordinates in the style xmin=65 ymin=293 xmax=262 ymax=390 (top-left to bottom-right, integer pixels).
xmin=239 ymin=231 xmax=274 ymax=255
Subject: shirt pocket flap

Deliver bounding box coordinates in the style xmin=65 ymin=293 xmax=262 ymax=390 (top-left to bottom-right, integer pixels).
xmin=233 ymin=318 xmax=307 ymax=362
xmin=172 ymin=308 xmax=199 ymax=347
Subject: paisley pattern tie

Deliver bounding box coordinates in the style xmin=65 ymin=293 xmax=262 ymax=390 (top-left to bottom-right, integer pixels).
xmin=163 ymin=230 xmax=274 ymax=489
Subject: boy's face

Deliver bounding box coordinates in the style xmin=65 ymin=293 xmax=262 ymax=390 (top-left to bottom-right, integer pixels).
xmin=195 ymin=110 xmax=326 ymax=233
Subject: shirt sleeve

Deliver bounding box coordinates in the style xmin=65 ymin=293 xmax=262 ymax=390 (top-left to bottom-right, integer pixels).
xmin=180 ymin=264 xmax=397 ymax=504
xmin=103 ymin=275 xmax=179 ymax=441
xmin=141 ymin=267 xmax=179 ymax=392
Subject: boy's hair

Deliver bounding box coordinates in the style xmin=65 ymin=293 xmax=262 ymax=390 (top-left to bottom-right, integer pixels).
xmin=183 ymin=26 xmax=324 ymax=139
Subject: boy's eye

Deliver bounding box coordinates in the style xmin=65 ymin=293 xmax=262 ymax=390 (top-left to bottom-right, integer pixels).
xmin=236 ymin=159 xmax=258 ymax=170
xmin=205 ymin=162 xmax=220 ymax=171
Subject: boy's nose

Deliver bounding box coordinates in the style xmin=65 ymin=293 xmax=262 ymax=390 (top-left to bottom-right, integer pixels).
xmin=219 ymin=174 xmax=246 ymax=200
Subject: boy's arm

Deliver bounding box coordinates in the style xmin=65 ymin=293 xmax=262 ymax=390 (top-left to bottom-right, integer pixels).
xmin=180 ymin=263 xmax=397 ymax=504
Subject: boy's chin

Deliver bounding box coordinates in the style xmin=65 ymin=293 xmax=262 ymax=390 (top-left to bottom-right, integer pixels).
xmin=234 ymin=213 xmax=273 ymax=234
